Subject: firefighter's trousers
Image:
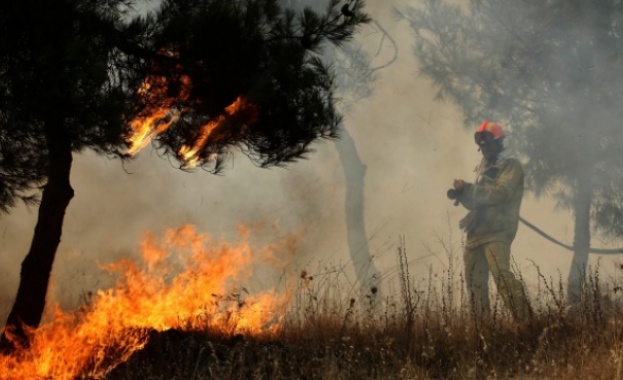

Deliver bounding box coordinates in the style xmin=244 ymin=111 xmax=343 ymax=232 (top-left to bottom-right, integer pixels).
xmin=463 ymin=241 xmax=531 ymax=320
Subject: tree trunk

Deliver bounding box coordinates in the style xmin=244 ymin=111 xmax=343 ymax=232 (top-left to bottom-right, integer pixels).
xmin=334 ymin=126 xmax=383 ymax=300
xmin=0 ymin=123 xmax=74 ymax=353
xmin=567 ymin=179 xmax=592 ymax=303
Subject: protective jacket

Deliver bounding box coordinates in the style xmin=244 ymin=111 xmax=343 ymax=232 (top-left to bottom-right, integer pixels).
xmin=457 ymin=156 xmax=524 ymax=249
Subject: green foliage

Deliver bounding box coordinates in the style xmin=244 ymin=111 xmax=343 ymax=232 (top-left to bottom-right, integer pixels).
xmin=401 ymin=0 xmax=623 ymax=238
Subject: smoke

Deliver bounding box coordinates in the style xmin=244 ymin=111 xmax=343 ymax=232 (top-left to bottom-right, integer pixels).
xmin=2 ymin=0 xmax=617 ymax=325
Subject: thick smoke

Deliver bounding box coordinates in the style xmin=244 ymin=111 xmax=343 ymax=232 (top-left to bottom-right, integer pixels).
xmin=2 ymin=0 xmax=616 ymax=324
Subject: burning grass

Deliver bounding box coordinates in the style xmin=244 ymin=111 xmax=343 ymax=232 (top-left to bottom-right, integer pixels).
xmin=2 ymin=230 xmax=623 ymax=379
xmin=103 ymin=273 xmax=623 ymax=380
xmin=0 ymin=224 xmax=292 ymax=379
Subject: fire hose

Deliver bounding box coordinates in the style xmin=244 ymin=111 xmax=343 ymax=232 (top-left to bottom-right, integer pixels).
xmin=447 ymin=188 xmax=623 ymax=254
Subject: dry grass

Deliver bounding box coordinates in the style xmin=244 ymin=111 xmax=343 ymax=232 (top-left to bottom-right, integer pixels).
xmin=101 ymin=242 xmax=623 ymax=380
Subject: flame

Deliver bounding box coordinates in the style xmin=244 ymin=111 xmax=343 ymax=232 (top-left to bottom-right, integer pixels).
xmin=0 ymin=225 xmax=292 ymax=380
xmin=125 ymin=65 xmax=258 ymax=168
xmin=179 ymin=96 xmax=257 ymax=168
xmin=126 ymin=74 xmax=190 ymax=155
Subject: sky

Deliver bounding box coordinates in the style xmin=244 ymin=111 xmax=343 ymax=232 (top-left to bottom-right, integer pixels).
xmin=1 ymin=0 xmax=622 ymax=323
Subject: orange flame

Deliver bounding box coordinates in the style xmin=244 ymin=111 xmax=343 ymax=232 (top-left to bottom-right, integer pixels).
xmin=126 ymin=74 xmax=191 ymax=155
xmin=0 ymin=225 xmax=292 ymax=380
xmin=125 ymin=69 xmax=258 ymax=168
xmin=179 ymin=96 xmax=257 ymax=168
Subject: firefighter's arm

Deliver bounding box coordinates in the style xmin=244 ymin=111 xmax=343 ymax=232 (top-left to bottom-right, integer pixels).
xmin=468 ymin=160 xmax=523 ymax=207
xmin=457 ymin=182 xmax=477 ymax=210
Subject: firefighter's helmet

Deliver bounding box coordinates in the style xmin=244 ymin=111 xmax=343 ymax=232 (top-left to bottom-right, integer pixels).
xmin=475 ymin=120 xmax=505 ymax=145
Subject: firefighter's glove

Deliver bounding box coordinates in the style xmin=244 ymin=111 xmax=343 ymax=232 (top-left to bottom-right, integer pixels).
xmin=447 ymin=188 xmax=462 ymax=200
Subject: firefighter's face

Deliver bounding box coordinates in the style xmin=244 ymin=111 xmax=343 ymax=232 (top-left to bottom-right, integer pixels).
xmin=480 ymin=140 xmax=500 ymax=161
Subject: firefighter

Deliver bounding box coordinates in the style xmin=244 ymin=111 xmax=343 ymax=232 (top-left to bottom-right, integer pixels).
xmin=449 ymin=121 xmax=531 ymax=320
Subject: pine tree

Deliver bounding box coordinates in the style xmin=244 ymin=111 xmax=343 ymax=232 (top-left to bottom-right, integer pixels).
xmin=0 ymin=0 xmax=369 ymax=351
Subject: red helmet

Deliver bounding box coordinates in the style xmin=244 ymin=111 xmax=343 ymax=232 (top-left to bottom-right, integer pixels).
xmin=475 ymin=120 xmax=505 ymax=145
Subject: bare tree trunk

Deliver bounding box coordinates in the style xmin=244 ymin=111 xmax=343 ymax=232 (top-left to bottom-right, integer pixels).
xmin=567 ymin=180 xmax=592 ymax=303
xmin=334 ymin=126 xmax=383 ymax=300
xmin=0 ymin=122 xmax=74 ymax=353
